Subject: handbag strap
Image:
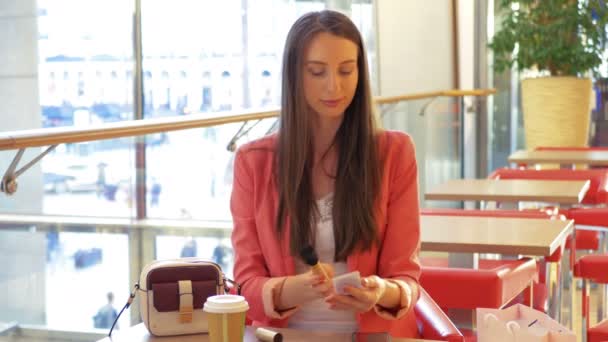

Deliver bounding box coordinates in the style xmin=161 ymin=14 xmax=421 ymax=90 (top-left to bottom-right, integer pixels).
xmin=223 ymin=277 xmax=241 ymax=295
xmin=178 ymin=280 xmax=194 ymax=324
xmin=108 ymin=283 xmax=139 ymax=337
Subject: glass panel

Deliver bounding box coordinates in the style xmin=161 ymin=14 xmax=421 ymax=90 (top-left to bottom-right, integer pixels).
xmin=41 ymin=139 xmax=136 ymax=217
xmin=142 ymin=0 xmax=376 ymax=220
xmin=487 ymin=0 xmax=526 ymax=173
xmin=38 ymin=0 xmax=134 ymax=126
xmin=34 ymin=0 xmax=137 ymax=217
xmin=349 ymin=0 xmax=377 ymax=93
xmin=488 ymin=67 xmax=518 ymax=172
xmin=145 ymin=119 xmax=276 ymax=220
xmin=0 ymin=228 xmax=130 ymax=331
xmin=380 ymin=97 xmax=461 ymax=208
xmin=156 ymin=236 xmax=234 ymax=278
xmin=0 ymin=230 xmax=46 ymax=325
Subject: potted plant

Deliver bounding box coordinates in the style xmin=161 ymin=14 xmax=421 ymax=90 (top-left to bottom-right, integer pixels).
xmin=489 ymin=0 xmax=608 ymax=149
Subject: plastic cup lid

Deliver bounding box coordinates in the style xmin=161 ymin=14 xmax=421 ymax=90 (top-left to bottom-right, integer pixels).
xmin=203 ymin=295 xmax=249 ymax=314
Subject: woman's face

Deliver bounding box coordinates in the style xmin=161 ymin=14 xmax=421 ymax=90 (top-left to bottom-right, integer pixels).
xmin=302 ymin=32 xmax=359 ymax=121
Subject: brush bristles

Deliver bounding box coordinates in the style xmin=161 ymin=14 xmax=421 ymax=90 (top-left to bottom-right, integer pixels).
xmin=299 ymin=245 xmax=318 ymax=266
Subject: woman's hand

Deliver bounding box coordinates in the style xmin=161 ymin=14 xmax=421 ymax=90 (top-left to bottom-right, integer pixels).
xmin=324 ymin=275 xmax=387 ymax=312
xmin=276 ymin=263 xmax=335 ymax=310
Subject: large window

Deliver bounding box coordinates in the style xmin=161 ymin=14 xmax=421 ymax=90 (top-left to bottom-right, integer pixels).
xmin=0 ymin=0 xmax=376 ymax=332
xmin=141 ymin=0 xmax=376 ymax=221
xmin=33 ymin=0 xmax=376 ymax=221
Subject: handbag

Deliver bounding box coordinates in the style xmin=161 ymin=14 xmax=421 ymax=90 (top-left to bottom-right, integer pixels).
xmin=477 ymin=304 xmax=575 ymax=342
xmin=109 ymin=257 xmax=240 ymax=337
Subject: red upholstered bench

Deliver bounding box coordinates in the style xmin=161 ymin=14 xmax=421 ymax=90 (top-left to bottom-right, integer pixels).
xmin=574 ymin=255 xmax=608 ymax=342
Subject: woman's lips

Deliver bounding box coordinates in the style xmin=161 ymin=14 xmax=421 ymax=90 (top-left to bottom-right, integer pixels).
xmin=321 ymin=98 xmax=344 ymax=107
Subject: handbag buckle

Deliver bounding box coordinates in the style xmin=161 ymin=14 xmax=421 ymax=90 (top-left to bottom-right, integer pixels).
xmin=178 ymin=280 xmax=194 ymax=324
xmin=179 ymin=306 xmax=193 ymax=323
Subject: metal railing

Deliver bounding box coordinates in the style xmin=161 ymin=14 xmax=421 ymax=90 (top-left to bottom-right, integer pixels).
xmin=0 ymin=89 xmax=493 ymax=152
xmin=0 ymin=89 xmax=494 ymax=198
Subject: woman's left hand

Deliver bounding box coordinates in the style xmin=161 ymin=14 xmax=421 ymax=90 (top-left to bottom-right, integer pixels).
xmin=325 ymin=275 xmax=386 ymax=312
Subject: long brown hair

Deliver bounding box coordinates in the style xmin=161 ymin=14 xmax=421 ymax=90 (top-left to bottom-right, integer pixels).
xmin=275 ymin=10 xmax=380 ymax=261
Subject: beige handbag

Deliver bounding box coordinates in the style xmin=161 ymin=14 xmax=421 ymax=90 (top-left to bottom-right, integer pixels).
xmin=109 ymin=258 xmax=239 ymax=337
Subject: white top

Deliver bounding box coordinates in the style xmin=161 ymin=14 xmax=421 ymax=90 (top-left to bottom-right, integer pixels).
xmin=287 ymin=193 xmax=358 ymax=333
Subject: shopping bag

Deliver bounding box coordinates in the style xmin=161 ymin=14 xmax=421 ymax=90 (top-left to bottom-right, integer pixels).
xmin=476 ymin=304 xmax=576 ymax=342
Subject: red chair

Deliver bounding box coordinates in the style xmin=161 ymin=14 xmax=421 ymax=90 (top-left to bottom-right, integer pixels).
xmin=574 ymin=254 xmax=608 ymax=342
xmin=560 ymin=208 xmax=607 ymax=251
xmin=415 ymin=288 xmax=465 ymax=341
xmin=420 ymin=258 xmax=538 ymax=310
xmin=420 ymin=208 xmax=562 ymax=314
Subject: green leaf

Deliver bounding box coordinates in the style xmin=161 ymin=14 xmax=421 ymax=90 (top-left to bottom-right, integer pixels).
xmin=489 ymin=0 xmax=608 ymax=76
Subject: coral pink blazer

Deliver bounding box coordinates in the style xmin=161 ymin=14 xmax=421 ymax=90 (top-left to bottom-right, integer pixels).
xmin=230 ymin=130 xmax=421 ymax=337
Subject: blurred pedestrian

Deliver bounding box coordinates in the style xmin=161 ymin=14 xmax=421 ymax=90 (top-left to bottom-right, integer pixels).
xmin=180 ymin=238 xmax=197 ymax=258
xmin=150 ymin=179 xmax=161 ymax=207
xmin=93 ymin=292 xmax=118 ymax=329
xmin=96 ymin=163 xmax=107 ymax=198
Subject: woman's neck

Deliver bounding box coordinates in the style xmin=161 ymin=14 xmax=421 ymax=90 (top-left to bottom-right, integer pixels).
xmin=312 ymin=115 xmax=343 ymax=160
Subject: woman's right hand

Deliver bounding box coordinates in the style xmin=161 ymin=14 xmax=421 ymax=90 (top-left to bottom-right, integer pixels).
xmin=276 ymin=263 xmax=335 ymax=310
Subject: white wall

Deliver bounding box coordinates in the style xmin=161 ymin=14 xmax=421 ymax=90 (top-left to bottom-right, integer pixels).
xmin=458 ymin=0 xmax=474 ymax=90
xmin=376 ymin=0 xmax=471 ymax=205
xmin=376 ymin=0 xmax=453 ymax=96
xmin=0 ymin=0 xmax=46 ymax=326
xmin=0 ymin=0 xmax=43 ymax=213
xmin=457 ymin=0 xmax=478 ymax=180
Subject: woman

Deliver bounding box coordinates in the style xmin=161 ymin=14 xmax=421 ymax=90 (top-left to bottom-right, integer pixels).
xmin=230 ymin=10 xmax=421 ymax=337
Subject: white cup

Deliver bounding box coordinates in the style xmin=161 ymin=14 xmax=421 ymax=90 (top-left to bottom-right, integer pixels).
xmin=203 ymin=295 xmax=249 ymax=342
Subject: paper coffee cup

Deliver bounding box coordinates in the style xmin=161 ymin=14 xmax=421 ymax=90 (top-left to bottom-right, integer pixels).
xmin=204 ymin=295 xmax=249 ymax=342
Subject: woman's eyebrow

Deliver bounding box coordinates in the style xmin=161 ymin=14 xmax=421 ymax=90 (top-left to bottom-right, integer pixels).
xmin=305 ymin=59 xmax=356 ymax=65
